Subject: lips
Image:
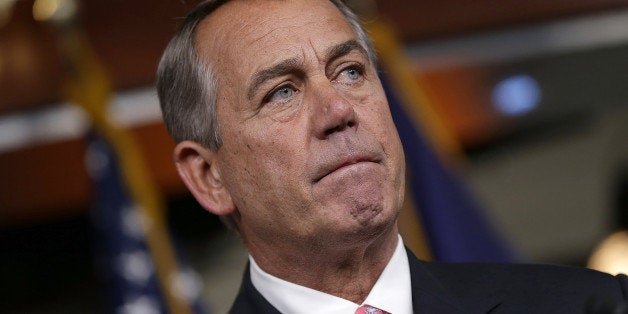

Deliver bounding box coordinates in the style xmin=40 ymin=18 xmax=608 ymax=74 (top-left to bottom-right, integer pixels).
xmin=313 ymin=153 xmax=381 ymax=183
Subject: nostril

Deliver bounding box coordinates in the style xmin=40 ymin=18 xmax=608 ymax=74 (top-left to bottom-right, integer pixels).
xmin=324 ymin=119 xmax=355 ymax=136
xmin=325 ymin=125 xmax=341 ymax=136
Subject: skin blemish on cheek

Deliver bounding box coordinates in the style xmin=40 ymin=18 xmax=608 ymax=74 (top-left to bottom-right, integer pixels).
xmin=357 ymin=95 xmax=370 ymax=106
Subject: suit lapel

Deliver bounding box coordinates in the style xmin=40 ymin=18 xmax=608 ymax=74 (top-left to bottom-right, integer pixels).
xmin=229 ymin=264 xmax=281 ymax=314
xmin=407 ymin=249 xmax=501 ymax=314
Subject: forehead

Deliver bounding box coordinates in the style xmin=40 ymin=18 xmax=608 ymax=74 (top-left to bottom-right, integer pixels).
xmin=195 ymin=0 xmax=358 ymax=77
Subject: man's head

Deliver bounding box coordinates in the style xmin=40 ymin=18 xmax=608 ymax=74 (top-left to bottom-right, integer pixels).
xmin=157 ymin=0 xmax=405 ymax=252
xmin=157 ymin=0 xmax=376 ymax=151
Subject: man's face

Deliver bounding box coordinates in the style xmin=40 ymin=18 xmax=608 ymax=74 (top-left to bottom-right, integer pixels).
xmin=197 ymin=0 xmax=405 ymax=247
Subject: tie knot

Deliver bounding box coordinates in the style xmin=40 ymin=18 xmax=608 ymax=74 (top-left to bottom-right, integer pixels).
xmin=355 ymin=304 xmax=390 ymax=314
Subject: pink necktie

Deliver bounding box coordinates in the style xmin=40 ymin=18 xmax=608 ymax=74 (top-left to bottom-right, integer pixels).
xmin=355 ymin=304 xmax=390 ymax=314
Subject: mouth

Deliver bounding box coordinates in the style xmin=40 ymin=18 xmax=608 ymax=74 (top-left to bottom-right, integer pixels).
xmin=313 ymin=155 xmax=381 ymax=183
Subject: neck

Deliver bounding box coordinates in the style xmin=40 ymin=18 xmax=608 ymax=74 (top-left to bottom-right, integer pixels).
xmin=247 ymin=225 xmax=399 ymax=304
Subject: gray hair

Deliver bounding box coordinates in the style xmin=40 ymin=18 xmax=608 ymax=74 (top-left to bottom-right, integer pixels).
xmin=156 ymin=0 xmax=377 ymax=151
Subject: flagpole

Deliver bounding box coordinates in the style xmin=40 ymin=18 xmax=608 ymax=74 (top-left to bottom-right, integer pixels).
xmin=36 ymin=1 xmax=193 ymax=312
xmin=366 ymin=19 xmax=464 ymax=163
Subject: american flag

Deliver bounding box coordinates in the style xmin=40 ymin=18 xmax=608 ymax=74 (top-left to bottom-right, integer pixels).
xmin=86 ymin=133 xmax=208 ymax=314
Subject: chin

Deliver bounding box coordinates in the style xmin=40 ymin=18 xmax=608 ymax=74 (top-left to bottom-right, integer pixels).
xmin=326 ymin=200 xmax=397 ymax=238
xmin=310 ymin=176 xmax=401 ymax=241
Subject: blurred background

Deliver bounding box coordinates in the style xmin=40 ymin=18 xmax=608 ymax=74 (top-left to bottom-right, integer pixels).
xmin=1 ymin=0 xmax=627 ymax=313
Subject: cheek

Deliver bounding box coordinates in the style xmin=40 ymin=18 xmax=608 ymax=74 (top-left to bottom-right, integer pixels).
xmin=219 ymin=130 xmax=314 ymax=227
xmin=221 ymin=126 xmax=307 ymax=191
xmin=352 ymin=84 xmax=392 ymax=126
xmin=358 ymin=92 xmax=398 ymax=138
xmin=357 ymin=93 xmax=405 ymax=180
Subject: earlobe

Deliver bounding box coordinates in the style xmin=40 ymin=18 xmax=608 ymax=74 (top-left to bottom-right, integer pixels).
xmin=173 ymin=141 xmax=235 ymax=216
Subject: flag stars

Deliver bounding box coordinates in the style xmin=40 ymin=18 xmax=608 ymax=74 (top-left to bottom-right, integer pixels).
xmin=117 ymin=295 xmax=160 ymax=314
xmin=118 ymin=251 xmax=154 ymax=285
xmin=121 ymin=205 xmax=150 ymax=239
xmin=85 ymin=141 xmax=110 ymax=180
xmin=169 ymin=269 xmax=204 ymax=302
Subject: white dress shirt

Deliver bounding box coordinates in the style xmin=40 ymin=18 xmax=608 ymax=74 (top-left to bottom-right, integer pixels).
xmin=249 ymin=235 xmax=413 ymax=314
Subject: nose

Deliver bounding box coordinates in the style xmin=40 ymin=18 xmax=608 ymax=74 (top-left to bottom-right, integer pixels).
xmin=310 ymin=82 xmax=357 ymax=140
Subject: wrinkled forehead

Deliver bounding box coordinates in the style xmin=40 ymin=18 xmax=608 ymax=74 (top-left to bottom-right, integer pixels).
xmin=194 ymin=0 xmax=358 ymax=77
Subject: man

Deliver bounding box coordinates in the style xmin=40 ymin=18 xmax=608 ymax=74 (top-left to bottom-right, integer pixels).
xmin=157 ymin=0 xmax=627 ymax=313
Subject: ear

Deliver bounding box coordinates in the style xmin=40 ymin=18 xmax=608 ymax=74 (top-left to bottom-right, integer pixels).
xmin=173 ymin=141 xmax=235 ymax=216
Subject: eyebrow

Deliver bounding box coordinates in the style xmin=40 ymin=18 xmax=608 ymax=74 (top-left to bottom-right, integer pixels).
xmin=247 ymin=58 xmax=303 ymax=100
xmin=246 ymin=39 xmax=368 ymax=100
xmin=324 ymin=39 xmax=368 ymax=65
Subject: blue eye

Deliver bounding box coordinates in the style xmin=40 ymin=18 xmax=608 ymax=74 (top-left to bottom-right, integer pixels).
xmin=338 ymin=65 xmax=364 ymax=83
xmin=266 ymin=85 xmax=297 ymax=103
xmin=276 ymin=87 xmax=293 ymax=98
xmin=346 ymin=68 xmax=360 ymax=80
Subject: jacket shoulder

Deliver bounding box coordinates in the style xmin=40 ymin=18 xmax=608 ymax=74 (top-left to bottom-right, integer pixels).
xmin=419 ymin=261 xmax=627 ymax=313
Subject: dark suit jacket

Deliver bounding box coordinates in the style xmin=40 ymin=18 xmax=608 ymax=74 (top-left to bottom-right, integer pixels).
xmin=229 ymin=249 xmax=628 ymax=313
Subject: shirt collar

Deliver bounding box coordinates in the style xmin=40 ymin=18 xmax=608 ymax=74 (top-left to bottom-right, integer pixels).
xmin=249 ymin=235 xmax=413 ymax=314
